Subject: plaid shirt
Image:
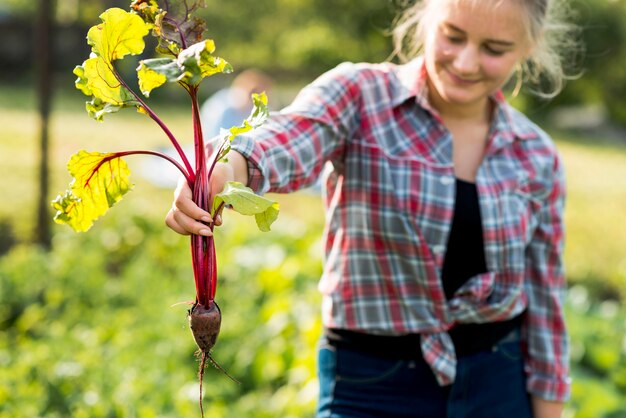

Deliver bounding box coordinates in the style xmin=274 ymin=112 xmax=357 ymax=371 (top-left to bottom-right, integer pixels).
xmin=230 ymin=58 xmax=570 ymax=401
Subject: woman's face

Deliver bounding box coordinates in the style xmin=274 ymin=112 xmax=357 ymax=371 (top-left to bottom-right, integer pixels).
xmin=423 ymin=0 xmax=532 ymax=112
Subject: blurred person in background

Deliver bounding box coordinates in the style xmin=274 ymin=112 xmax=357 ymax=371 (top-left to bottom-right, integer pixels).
xmin=166 ymin=0 xmax=580 ymax=416
xmin=200 ymin=68 xmax=273 ymax=139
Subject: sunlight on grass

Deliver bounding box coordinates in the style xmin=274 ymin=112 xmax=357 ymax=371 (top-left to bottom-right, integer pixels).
xmin=559 ymin=139 xmax=626 ymax=297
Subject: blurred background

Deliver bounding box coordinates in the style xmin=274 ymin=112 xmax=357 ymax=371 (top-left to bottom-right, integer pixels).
xmin=1 ymin=0 xmax=625 ymax=417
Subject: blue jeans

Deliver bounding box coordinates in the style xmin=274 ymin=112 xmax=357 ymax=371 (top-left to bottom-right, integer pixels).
xmin=316 ymin=335 xmax=531 ymax=418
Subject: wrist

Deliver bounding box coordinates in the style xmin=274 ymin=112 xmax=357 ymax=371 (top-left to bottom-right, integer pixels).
xmin=531 ymin=395 xmax=564 ymax=418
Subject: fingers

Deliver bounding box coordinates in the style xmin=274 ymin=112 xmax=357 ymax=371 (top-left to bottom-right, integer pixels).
xmin=165 ymin=177 xmax=214 ymax=236
xmin=166 ymin=205 xmax=213 ymax=236
xmin=176 ymin=190 xmax=212 ymax=223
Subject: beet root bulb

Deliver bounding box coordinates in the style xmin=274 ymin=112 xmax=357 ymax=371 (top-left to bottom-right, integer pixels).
xmin=188 ymin=301 xmax=221 ymax=352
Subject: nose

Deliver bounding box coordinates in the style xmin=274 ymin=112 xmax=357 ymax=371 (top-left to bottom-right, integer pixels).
xmin=453 ymin=45 xmax=480 ymax=75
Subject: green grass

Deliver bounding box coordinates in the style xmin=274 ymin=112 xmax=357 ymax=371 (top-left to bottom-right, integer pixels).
xmin=558 ymin=136 xmax=626 ymax=299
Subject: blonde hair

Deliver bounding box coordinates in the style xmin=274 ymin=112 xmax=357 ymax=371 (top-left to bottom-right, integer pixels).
xmin=391 ymin=0 xmax=581 ymax=98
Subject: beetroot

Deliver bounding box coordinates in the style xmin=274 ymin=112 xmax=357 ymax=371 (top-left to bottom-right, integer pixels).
xmin=189 ymin=301 xmax=222 ymax=352
xmin=188 ymin=301 xmax=239 ymax=416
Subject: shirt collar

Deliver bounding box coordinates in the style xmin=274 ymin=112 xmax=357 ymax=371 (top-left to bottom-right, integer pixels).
xmin=393 ymin=56 xmax=431 ymax=110
xmin=392 ymin=57 xmax=539 ymax=142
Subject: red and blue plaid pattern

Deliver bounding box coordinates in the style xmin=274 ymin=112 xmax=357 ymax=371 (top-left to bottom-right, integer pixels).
xmin=230 ymin=58 xmax=570 ymax=401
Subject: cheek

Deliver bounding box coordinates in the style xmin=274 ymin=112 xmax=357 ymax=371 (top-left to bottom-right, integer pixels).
xmin=431 ymin=33 xmax=457 ymax=59
xmin=481 ymin=57 xmax=518 ymax=81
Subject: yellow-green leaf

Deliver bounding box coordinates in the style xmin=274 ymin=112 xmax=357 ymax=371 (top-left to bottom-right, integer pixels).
xmin=51 ymin=151 xmax=133 ymax=232
xmin=87 ymin=8 xmax=150 ymax=61
xmin=215 ymin=92 xmax=270 ymax=162
xmin=85 ymin=97 xmax=124 ymax=122
xmin=73 ymin=64 xmax=92 ymax=96
xmin=136 ymin=58 xmax=184 ymax=97
xmin=225 ymin=92 xmax=269 ymax=140
xmin=74 ymin=8 xmax=148 ymax=119
xmin=177 ymin=40 xmax=232 ymax=86
xmin=82 ymin=56 xmax=135 ymax=106
xmin=248 ymin=92 xmax=270 ymax=128
xmin=213 ymin=182 xmax=279 ymax=232
xmin=254 ymin=202 xmax=280 ymax=232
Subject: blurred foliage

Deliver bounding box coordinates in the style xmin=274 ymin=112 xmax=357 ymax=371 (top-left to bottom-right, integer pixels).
xmin=1 ymin=199 xmax=626 ymax=417
xmin=566 ymin=288 xmax=626 ymax=418
xmin=574 ymin=0 xmax=626 ymax=123
xmin=198 ymin=0 xmax=397 ymax=78
xmin=0 ymin=203 xmax=325 ymax=417
xmin=527 ymin=0 xmax=626 ymax=125
xmin=4 ymin=0 xmax=625 ymax=123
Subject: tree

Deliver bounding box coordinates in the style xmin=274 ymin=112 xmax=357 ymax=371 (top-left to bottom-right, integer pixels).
xmin=34 ymin=0 xmax=55 ymax=248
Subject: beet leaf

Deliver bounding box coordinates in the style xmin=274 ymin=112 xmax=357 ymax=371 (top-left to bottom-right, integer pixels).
xmin=52 ymin=1 xmax=278 ymax=310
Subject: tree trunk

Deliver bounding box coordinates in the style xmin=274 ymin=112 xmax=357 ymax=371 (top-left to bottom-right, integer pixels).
xmin=34 ymin=0 xmax=55 ymax=249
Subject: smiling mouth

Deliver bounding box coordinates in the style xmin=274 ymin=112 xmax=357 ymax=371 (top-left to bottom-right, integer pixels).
xmin=446 ymin=69 xmax=481 ymax=85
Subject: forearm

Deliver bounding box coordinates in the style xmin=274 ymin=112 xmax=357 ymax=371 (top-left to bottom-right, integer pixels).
xmin=226 ymin=150 xmax=249 ymax=185
xmin=531 ymin=396 xmax=563 ymax=418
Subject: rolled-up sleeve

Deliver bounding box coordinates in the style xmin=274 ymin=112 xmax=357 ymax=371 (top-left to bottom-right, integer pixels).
xmin=523 ymin=153 xmax=571 ymax=401
xmin=230 ymin=62 xmax=362 ymax=194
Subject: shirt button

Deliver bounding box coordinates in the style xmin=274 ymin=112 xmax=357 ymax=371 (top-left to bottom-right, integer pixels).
xmin=440 ymin=176 xmax=454 ymax=185
xmin=432 ymin=245 xmax=445 ymax=255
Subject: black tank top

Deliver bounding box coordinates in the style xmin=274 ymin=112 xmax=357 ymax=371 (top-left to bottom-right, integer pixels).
xmin=323 ymin=179 xmax=523 ymax=359
xmin=442 ymin=178 xmax=522 ymax=355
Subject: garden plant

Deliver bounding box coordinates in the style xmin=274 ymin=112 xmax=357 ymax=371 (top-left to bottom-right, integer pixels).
xmin=50 ymin=1 xmax=278 ymax=415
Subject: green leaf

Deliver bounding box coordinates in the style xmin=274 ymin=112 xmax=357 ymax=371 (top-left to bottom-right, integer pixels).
xmin=51 ymin=151 xmax=133 ymax=232
xmin=87 ymin=8 xmax=150 ymax=61
xmin=247 ymin=93 xmax=270 ymax=129
xmin=177 ymin=40 xmax=233 ymax=86
xmin=73 ymin=64 xmax=92 ymax=96
xmin=225 ymin=92 xmax=269 ymax=141
xmin=213 ymin=182 xmax=279 ymax=232
xmin=85 ymin=97 xmax=125 ymax=122
xmin=136 ymin=58 xmax=184 ymax=97
xmin=135 ymin=41 xmax=232 ymax=94
xmin=216 ymin=92 xmax=270 ymax=160
xmin=254 ymin=202 xmax=280 ymax=233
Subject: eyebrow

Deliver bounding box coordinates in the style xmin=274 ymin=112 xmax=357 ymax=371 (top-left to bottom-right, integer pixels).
xmin=444 ymin=23 xmax=516 ymax=47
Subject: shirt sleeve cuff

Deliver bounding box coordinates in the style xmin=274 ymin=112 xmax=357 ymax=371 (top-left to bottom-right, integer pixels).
xmin=230 ymin=134 xmax=268 ymax=194
xmin=526 ymin=373 xmax=572 ymax=402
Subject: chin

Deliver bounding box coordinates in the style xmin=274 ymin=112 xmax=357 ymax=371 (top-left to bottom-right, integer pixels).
xmin=440 ymin=88 xmax=483 ymax=106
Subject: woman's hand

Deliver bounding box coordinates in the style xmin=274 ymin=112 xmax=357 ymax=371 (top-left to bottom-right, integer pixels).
xmin=165 ymin=151 xmax=249 ymax=236
xmin=165 ymin=162 xmax=234 ymax=236
xmin=531 ymin=396 xmax=563 ymax=418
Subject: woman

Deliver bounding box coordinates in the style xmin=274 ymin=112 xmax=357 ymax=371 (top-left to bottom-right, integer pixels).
xmin=166 ymin=0 xmax=578 ymax=416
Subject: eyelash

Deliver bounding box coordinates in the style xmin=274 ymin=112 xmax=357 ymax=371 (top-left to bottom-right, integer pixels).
xmin=484 ymin=46 xmax=506 ymax=56
xmin=446 ymin=35 xmax=464 ymax=44
xmin=444 ymin=35 xmax=506 ymax=56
